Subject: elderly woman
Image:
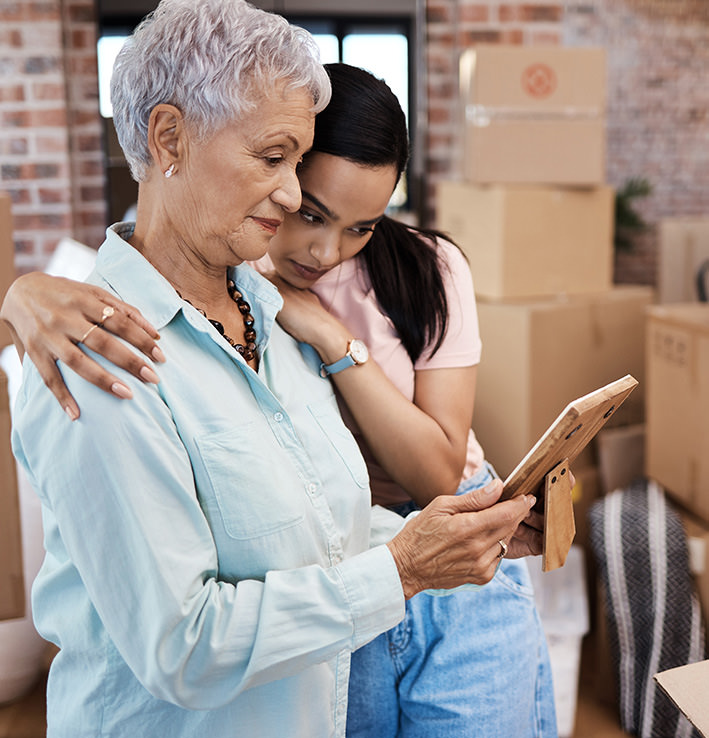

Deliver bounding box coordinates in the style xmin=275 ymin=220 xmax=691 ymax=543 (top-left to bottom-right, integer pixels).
xmin=9 ymin=2 xmax=539 ymax=736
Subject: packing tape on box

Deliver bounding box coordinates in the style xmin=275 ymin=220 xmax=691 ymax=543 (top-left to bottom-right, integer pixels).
xmin=466 ymin=104 xmax=603 ymax=127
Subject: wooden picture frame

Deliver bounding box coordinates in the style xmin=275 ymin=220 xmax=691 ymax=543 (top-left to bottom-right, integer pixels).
xmin=500 ymin=374 xmax=639 ymax=570
xmin=501 ymin=374 xmax=638 ymax=500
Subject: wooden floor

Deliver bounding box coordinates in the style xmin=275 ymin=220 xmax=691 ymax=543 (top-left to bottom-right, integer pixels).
xmin=0 ymin=638 xmax=631 ymax=738
xmin=574 ymin=671 xmax=630 ymax=737
xmin=0 ymin=671 xmax=46 ymax=738
xmin=575 ymin=688 xmax=630 ymax=738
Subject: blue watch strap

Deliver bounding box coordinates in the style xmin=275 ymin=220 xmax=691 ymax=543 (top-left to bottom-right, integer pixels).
xmin=319 ymin=354 xmax=355 ymax=377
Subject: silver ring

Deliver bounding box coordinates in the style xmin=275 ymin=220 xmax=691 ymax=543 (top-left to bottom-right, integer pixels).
xmin=497 ymin=539 xmax=508 ymax=559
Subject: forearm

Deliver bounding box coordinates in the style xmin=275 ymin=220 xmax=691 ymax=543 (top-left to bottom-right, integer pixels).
xmin=331 ymin=361 xmax=467 ymax=505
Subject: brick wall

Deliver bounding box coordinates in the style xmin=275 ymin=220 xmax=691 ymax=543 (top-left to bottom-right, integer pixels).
xmin=564 ymin=1 xmax=709 ymax=284
xmin=62 ymin=0 xmax=107 ymax=252
xmin=0 ymin=0 xmax=105 ymax=274
xmin=425 ymin=0 xmax=709 ymax=286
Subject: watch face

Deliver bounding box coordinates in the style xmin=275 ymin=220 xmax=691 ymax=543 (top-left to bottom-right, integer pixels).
xmin=349 ymin=339 xmax=369 ymax=364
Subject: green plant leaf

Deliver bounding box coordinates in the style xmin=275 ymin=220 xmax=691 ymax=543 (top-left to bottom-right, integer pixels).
xmin=614 ymin=177 xmax=653 ymax=252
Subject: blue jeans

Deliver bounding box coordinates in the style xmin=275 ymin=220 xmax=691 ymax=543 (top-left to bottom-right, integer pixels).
xmin=346 ymin=464 xmax=557 ymax=738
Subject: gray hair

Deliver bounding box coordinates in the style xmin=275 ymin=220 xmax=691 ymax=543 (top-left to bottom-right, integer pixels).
xmin=111 ymin=0 xmax=331 ymax=181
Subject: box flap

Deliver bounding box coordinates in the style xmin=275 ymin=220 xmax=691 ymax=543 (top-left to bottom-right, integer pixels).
xmin=654 ymin=660 xmax=709 ymax=736
xmin=648 ymin=303 xmax=709 ymax=334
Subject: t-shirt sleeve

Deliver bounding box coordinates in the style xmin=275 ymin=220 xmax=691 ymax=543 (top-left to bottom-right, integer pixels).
xmin=413 ymin=237 xmax=482 ymax=371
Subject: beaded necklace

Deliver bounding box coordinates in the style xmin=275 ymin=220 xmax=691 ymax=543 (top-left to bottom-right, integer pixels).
xmin=180 ymin=279 xmax=257 ymax=361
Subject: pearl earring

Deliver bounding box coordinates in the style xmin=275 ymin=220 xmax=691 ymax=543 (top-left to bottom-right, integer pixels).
xmin=164 ymin=163 xmax=175 ymax=178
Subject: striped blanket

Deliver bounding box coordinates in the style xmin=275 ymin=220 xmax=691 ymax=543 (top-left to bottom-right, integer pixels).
xmin=589 ymin=479 xmax=706 ymax=738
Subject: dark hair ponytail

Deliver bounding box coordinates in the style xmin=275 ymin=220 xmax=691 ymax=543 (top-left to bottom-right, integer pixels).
xmin=312 ymin=63 xmax=460 ymax=362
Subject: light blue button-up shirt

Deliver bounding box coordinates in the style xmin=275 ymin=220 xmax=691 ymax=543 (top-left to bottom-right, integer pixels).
xmin=12 ymin=224 xmax=406 ymax=738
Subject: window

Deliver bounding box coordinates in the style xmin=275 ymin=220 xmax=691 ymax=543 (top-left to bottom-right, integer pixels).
xmin=288 ymin=16 xmax=411 ymax=209
xmin=97 ymin=34 xmax=128 ymax=119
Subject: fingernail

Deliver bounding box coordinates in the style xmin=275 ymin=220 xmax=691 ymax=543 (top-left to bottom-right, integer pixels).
xmin=527 ymin=495 xmax=537 ymax=508
xmin=139 ymin=365 xmax=160 ymax=384
xmin=111 ymin=382 xmax=133 ymax=399
xmin=64 ymin=405 xmax=79 ymax=422
xmin=151 ymin=346 xmax=166 ymax=363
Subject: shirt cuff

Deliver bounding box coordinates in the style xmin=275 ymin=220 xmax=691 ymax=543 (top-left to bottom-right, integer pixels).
xmin=336 ymin=544 xmax=405 ymax=650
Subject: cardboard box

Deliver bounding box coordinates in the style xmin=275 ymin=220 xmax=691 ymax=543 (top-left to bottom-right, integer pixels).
xmin=570 ymin=466 xmax=602 ymax=625
xmin=655 ymin=660 xmax=709 ymax=737
xmin=459 ymin=45 xmax=606 ymax=185
xmin=645 ymin=304 xmax=709 ymax=523
xmin=474 ymin=286 xmax=653 ymax=478
xmin=680 ymin=512 xmax=709 ymax=632
xmin=0 ymin=193 xmax=16 ymax=348
xmin=0 ymin=367 xmax=24 ymax=620
xmin=571 ymin=465 xmax=601 ymax=555
xmin=436 ymin=181 xmax=614 ymax=299
xmin=596 ymin=424 xmax=645 ymax=495
xmin=658 ymin=219 xmax=709 ymax=303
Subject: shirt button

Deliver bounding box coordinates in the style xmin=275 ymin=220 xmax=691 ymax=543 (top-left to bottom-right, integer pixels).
xmin=274 ymin=412 xmax=284 ymax=422
xmin=308 ymin=483 xmax=318 ymax=494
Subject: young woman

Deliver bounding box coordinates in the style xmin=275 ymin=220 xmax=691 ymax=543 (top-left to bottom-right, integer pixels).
xmin=2 ymin=64 xmax=556 ymax=736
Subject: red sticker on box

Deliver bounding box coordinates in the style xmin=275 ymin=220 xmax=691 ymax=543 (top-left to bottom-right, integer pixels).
xmin=521 ymin=63 xmax=557 ymax=98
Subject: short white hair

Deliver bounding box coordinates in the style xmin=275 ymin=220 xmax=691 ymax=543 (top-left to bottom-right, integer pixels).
xmin=111 ymin=0 xmax=331 ymax=181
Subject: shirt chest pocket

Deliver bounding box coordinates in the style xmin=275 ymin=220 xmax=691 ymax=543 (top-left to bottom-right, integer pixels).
xmin=308 ymin=402 xmax=369 ymax=489
xmin=195 ymin=427 xmax=306 ymax=540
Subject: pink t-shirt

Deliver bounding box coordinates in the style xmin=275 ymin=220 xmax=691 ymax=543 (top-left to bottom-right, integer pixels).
xmin=256 ymin=237 xmax=485 ymax=507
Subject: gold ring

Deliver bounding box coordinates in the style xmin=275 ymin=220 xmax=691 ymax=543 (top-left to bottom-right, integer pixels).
xmin=98 ymin=305 xmax=115 ymax=326
xmin=80 ymin=306 xmax=115 ymax=344
xmin=497 ymin=539 xmax=508 ymax=559
xmin=80 ymin=323 xmax=99 ymax=343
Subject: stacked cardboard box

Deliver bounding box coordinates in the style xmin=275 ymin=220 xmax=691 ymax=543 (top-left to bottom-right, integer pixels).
xmin=437 ymin=182 xmax=614 ymax=299
xmin=440 ymin=46 xmax=613 ymax=303
xmin=436 ymin=45 xmax=651 ymax=480
xmin=457 ymin=46 xmax=606 ymax=186
xmin=0 ymin=193 xmax=23 ymax=621
xmin=645 ymin=304 xmax=709 ymax=523
xmin=436 ymin=50 xmax=654 ymax=732
xmin=647 ymin=303 xmax=709 ymax=737
xmin=472 ymin=288 xmax=650 ymax=477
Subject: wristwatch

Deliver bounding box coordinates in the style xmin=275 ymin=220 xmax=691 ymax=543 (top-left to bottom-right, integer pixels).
xmin=319 ymin=339 xmax=369 ymax=377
